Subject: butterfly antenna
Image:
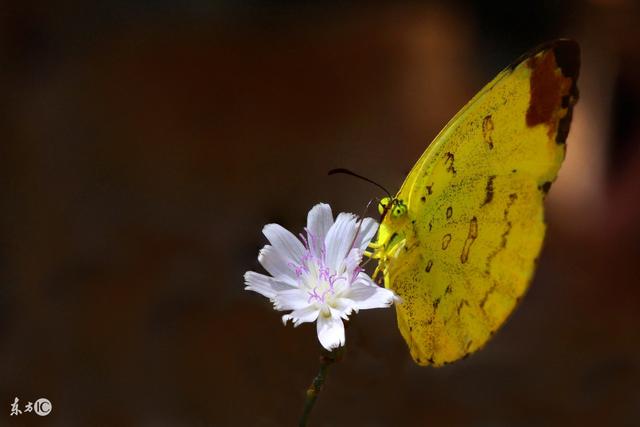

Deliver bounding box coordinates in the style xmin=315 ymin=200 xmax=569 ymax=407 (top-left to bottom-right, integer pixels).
xmin=328 ymin=168 xmax=393 ymax=199
xmin=348 ymin=198 xmax=375 ymax=252
xmin=329 ymin=170 xmax=391 ymax=267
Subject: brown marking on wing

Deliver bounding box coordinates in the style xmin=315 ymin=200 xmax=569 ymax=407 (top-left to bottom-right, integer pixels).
xmin=444 ymin=152 xmax=457 ymax=175
xmin=465 ymin=340 xmax=473 ymax=352
xmin=538 ymin=180 xmax=552 ymax=194
xmin=481 ymin=175 xmax=496 ymax=207
xmin=425 ymin=260 xmax=433 ymax=273
xmin=460 ymin=216 xmax=478 ymax=264
xmin=441 ymin=233 xmax=452 ymax=250
xmin=457 ymin=299 xmax=469 ymax=316
xmin=482 ymin=115 xmax=494 ymax=149
xmin=480 ymin=281 xmax=498 ymax=310
xmin=526 ymin=47 xmax=575 ymax=139
xmin=484 ymin=193 xmax=518 ymax=274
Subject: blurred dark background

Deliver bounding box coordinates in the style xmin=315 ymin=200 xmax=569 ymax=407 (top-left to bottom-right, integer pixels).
xmin=1 ymin=1 xmax=640 ymax=425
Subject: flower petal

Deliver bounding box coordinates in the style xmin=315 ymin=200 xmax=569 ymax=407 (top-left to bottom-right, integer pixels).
xmin=244 ymin=271 xmax=295 ymax=299
xmin=344 ymin=248 xmax=363 ymax=278
xmin=324 ymin=212 xmax=358 ymax=272
xmin=306 ymin=203 xmax=334 ymax=256
xmin=332 ymin=297 xmax=355 ymax=319
xmin=258 ymin=245 xmax=298 ymax=285
xmin=346 ymin=280 xmax=397 ymax=310
xmin=273 ymin=289 xmax=311 ymax=311
xmin=282 ymin=305 xmax=320 ymax=327
xmin=316 ymin=311 xmax=345 ymax=350
xmin=353 ymin=217 xmax=378 ymax=252
xmin=263 ymin=223 xmax=306 ymax=265
xmin=329 ymin=274 xmax=349 ymax=295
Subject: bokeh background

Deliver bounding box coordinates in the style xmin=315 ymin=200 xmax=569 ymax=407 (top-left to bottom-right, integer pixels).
xmin=2 ymin=1 xmax=640 ymax=426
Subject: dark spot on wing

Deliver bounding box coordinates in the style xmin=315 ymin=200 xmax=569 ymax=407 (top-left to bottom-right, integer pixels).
xmin=460 ymin=217 xmax=478 ymax=264
xmin=446 ymin=206 xmax=453 ymax=219
xmin=427 ymin=357 xmax=435 ymax=365
xmin=554 ymin=39 xmax=581 ymax=79
xmin=426 ymin=184 xmax=433 ymax=195
xmin=444 ymin=152 xmax=457 ymax=175
xmin=555 ymin=41 xmax=581 ymax=143
xmin=428 ymin=221 xmax=432 ymax=232
xmin=421 ymin=196 xmax=426 ymax=202
xmin=485 ymin=194 xmax=518 ymax=274
xmin=503 ymin=221 xmax=513 ymax=241
xmin=482 ymin=115 xmax=495 ymax=149
xmin=425 ymin=260 xmax=433 ymax=273
xmin=457 ymin=299 xmax=469 ymax=316
xmin=556 ymin=95 xmax=578 ymax=144
xmin=481 ymin=175 xmax=496 ymax=207
xmin=441 ymin=234 xmax=452 ymax=250
xmin=445 ymin=284 xmax=452 ymax=294
xmin=485 ymin=220 xmax=511 ymax=273
xmin=539 ymin=181 xmax=552 ymax=194
xmin=433 ymin=297 xmax=441 ymax=309
xmin=480 ymin=282 xmax=498 ymax=309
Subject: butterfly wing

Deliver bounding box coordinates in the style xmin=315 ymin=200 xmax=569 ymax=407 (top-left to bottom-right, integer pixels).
xmin=375 ymin=40 xmax=579 ymax=366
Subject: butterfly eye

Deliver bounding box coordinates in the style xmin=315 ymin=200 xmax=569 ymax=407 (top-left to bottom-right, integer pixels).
xmin=392 ymin=201 xmax=407 ymax=217
xmin=378 ymin=197 xmax=391 ymax=215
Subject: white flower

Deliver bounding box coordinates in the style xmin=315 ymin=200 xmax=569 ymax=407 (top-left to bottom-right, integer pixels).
xmin=244 ymin=203 xmax=397 ymax=350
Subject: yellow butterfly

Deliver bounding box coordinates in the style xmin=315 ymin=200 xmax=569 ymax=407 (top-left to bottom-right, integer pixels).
xmin=370 ymin=39 xmax=580 ymax=366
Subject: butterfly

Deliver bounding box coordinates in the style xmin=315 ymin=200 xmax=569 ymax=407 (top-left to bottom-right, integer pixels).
xmin=370 ymin=39 xmax=580 ymax=366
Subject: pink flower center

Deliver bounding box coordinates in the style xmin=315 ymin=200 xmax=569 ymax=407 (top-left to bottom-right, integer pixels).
xmin=284 ymin=229 xmax=351 ymax=306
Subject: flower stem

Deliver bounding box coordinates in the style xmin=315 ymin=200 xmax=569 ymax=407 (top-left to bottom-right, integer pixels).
xmin=298 ymin=348 xmax=342 ymax=427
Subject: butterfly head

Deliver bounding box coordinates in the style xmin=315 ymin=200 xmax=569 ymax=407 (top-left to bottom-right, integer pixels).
xmin=378 ymin=197 xmax=407 ymax=219
xmin=372 ymin=196 xmax=409 ymax=283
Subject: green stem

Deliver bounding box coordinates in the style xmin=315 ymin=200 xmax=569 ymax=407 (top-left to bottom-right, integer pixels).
xmin=298 ymin=349 xmax=342 ymax=427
